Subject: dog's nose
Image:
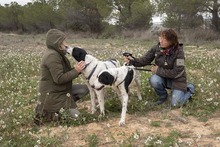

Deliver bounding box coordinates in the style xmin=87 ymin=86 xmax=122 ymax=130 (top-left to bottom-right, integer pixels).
xmin=91 ymin=85 xmax=95 ymax=88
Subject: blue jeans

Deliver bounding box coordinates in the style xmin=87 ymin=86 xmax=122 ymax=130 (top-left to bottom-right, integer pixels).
xmin=149 ymin=74 xmax=194 ymax=106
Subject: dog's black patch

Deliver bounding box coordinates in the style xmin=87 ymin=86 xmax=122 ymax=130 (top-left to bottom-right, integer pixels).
xmin=124 ymin=69 xmax=134 ymax=93
xmin=72 ymin=47 xmax=87 ymax=61
xmin=98 ymin=71 xmax=114 ymax=85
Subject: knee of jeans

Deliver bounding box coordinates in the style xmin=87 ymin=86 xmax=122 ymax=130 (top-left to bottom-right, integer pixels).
xmin=149 ymin=75 xmax=162 ymax=88
xmin=171 ymin=94 xmax=183 ymax=107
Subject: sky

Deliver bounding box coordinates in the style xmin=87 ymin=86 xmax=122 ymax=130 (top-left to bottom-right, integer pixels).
xmin=0 ymin=0 xmax=32 ymax=6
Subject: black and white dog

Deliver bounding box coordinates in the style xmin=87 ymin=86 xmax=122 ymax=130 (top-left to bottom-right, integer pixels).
xmin=66 ymin=47 xmax=120 ymax=116
xmin=92 ymin=66 xmax=142 ymax=126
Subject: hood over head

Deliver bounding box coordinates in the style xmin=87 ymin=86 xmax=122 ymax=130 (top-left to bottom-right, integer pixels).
xmin=46 ymin=29 xmax=66 ymax=54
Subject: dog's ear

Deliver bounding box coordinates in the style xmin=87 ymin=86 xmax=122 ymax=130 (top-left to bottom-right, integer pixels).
xmin=72 ymin=47 xmax=87 ymax=61
xmin=98 ymin=71 xmax=114 ymax=85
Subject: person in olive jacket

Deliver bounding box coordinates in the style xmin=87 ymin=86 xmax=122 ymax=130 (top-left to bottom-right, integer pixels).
xmin=34 ymin=29 xmax=89 ymax=125
xmin=124 ymin=29 xmax=194 ymax=106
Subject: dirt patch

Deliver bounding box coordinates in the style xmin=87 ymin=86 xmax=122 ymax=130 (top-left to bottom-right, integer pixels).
xmin=38 ymin=104 xmax=220 ymax=146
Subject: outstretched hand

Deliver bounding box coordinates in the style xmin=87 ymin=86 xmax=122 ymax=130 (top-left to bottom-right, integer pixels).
xmin=123 ymin=52 xmax=134 ymax=64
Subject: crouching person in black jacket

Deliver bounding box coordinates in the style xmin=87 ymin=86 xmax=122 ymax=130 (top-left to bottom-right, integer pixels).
xmin=124 ymin=29 xmax=194 ymax=107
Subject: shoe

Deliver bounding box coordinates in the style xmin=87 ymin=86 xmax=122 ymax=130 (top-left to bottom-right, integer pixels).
xmin=187 ymin=83 xmax=195 ymax=94
xmin=69 ymin=108 xmax=80 ymax=118
xmin=156 ymin=96 xmax=167 ymax=105
xmin=73 ymin=96 xmax=81 ymax=102
xmin=33 ymin=113 xmax=43 ymax=126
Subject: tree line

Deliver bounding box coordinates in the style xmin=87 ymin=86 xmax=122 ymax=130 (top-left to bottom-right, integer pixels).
xmin=0 ymin=0 xmax=219 ymax=34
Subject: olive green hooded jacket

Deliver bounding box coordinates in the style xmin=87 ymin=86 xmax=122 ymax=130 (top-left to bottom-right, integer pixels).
xmin=35 ymin=29 xmax=79 ymax=114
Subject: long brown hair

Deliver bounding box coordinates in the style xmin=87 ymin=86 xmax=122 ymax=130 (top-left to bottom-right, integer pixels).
xmin=160 ymin=29 xmax=178 ymax=47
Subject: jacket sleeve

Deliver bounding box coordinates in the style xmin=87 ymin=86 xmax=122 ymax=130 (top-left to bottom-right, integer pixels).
xmin=46 ymin=53 xmax=79 ymax=84
xmin=156 ymin=49 xmax=185 ymax=79
xmin=130 ymin=46 xmax=156 ymax=67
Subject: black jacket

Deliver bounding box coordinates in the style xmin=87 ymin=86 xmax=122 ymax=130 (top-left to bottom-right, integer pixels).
xmin=130 ymin=43 xmax=187 ymax=92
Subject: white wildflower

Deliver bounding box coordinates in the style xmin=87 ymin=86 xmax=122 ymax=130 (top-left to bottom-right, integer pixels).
xmin=0 ymin=120 xmax=4 ymax=124
xmin=37 ymin=139 xmax=41 ymax=144
xmin=133 ymin=133 xmax=139 ymax=140
xmin=144 ymin=140 xmax=149 ymax=146
xmin=38 ymin=93 xmax=41 ymax=96
xmin=197 ymin=133 xmax=201 ymax=139
xmin=206 ymin=98 xmax=213 ymax=102
xmin=147 ymin=136 xmax=153 ymax=141
xmin=155 ymin=139 xmax=162 ymax=145
xmin=0 ymin=137 xmax=3 ymax=141
xmin=60 ymin=108 xmax=65 ymax=113
xmin=46 ymin=92 xmax=50 ymax=96
xmin=178 ymin=138 xmax=183 ymax=143
xmin=66 ymin=93 xmax=71 ymax=97
xmin=107 ymin=123 xmax=110 ymax=128
xmin=2 ymin=125 xmax=6 ymax=129
xmin=144 ymin=101 xmax=148 ymax=105
xmin=214 ymin=102 xmax=219 ymax=106
xmin=37 ymin=101 xmax=41 ymax=105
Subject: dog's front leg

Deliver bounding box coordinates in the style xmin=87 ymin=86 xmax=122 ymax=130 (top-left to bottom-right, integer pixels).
xmin=119 ymin=89 xmax=129 ymax=126
xmin=95 ymin=90 xmax=105 ymax=116
xmin=86 ymin=82 xmax=97 ymax=114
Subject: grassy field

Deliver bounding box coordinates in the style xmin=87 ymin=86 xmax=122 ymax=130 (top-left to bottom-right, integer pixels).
xmin=0 ymin=32 xmax=220 ymax=146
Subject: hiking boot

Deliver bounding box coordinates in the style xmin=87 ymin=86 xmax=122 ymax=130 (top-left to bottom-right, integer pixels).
xmin=33 ymin=113 xmax=43 ymax=126
xmin=73 ymin=96 xmax=81 ymax=102
xmin=156 ymin=95 xmax=167 ymax=105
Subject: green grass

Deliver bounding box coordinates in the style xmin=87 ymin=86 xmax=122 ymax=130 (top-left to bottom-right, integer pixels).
xmin=0 ymin=36 xmax=220 ymax=146
xmin=86 ymin=134 xmax=99 ymax=147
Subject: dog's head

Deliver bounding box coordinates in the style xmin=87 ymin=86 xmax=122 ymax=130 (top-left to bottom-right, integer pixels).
xmin=92 ymin=70 xmax=114 ymax=90
xmin=67 ymin=47 xmax=87 ymax=62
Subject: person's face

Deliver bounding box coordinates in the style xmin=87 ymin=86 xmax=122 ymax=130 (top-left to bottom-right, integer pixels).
xmin=159 ymin=36 xmax=170 ymax=48
xmin=60 ymin=40 xmax=68 ymax=50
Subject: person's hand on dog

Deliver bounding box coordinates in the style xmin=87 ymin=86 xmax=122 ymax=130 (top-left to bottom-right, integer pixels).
xmin=74 ymin=61 xmax=86 ymax=73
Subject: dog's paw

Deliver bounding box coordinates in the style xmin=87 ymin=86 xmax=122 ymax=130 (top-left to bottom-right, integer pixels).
xmin=119 ymin=120 xmax=126 ymax=127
